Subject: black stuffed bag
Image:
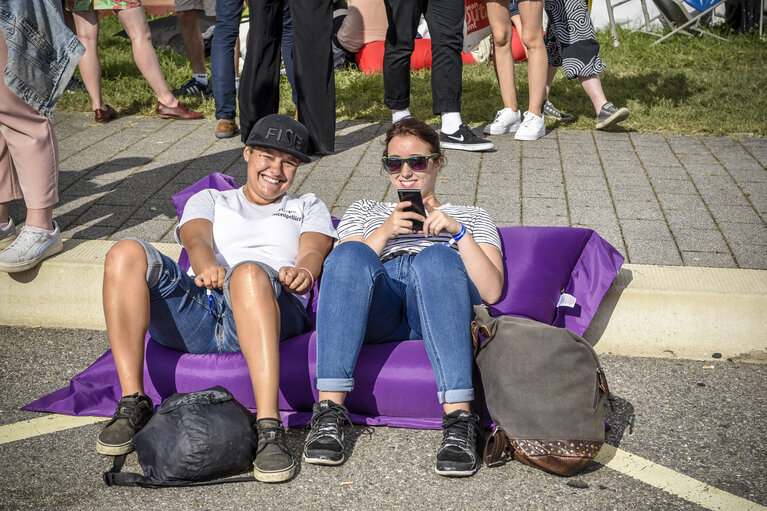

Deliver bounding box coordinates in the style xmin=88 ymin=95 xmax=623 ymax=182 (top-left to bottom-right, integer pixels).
xmin=104 ymin=386 xmax=258 ymax=487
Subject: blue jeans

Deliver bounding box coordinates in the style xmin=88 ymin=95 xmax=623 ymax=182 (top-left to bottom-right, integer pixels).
xmin=315 ymin=242 xmax=481 ymax=404
xmin=281 ymin=0 xmax=298 ymax=107
xmin=135 ymin=240 xmax=308 ymax=353
xmin=211 ymin=0 xmax=243 ymax=121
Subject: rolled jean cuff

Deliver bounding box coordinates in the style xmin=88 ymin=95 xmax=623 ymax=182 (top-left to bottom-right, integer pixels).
xmin=439 ymin=388 xmax=474 ymax=405
xmin=128 ymin=238 xmax=165 ymax=288
xmin=315 ymin=377 xmax=355 ymax=393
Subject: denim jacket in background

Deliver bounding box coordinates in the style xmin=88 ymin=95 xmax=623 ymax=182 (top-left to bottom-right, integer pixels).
xmin=0 ymin=0 xmax=85 ymax=117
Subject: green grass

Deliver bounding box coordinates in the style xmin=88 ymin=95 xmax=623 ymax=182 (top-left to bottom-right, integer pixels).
xmin=58 ymin=15 xmax=767 ymax=136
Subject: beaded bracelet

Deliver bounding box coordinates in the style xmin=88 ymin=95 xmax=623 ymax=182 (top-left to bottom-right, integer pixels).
xmin=298 ymin=267 xmax=315 ymax=288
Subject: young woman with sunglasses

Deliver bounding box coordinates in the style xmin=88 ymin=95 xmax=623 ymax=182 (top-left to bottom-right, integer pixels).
xmin=302 ymin=117 xmax=505 ymax=477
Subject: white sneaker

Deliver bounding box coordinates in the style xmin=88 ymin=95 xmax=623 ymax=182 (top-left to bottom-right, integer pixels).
xmin=514 ymin=111 xmax=546 ymax=141
xmin=0 ymin=218 xmax=17 ymax=249
xmin=484 ymin=108 xmax=521 ymax=135
xmin=0 ymin=221 xmax=63 ymax=273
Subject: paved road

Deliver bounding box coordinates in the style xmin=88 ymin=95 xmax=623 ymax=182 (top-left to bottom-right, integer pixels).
xmin=7 ymin=112 xmax=766 ymax=269
xmin=1 ymin=325 xmax=766 ymax=510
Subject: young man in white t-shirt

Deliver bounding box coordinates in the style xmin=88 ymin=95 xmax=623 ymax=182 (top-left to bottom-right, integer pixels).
xmin=96 ymin=114 xmax=337 ymax=483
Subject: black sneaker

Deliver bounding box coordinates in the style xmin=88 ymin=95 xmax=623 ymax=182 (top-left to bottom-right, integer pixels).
xmin=253 ymin=418 xmax=295 ymax=483
xmin=435 ymin=410 xmax=481 ymax=477
xmin=96 ymin=393 xmax=153 ymax=455
xmin=440 ymin=124 xmax=494 ymax=152
xmin=172 ymin=77 xmax=213 ymax=100
xmin=302 ymin=400 xmax=350 ymax=465
xmin=542 ymin=99 xmax=574 ymax=122
xmin=596 ymin=102 xmax=630 ymax=130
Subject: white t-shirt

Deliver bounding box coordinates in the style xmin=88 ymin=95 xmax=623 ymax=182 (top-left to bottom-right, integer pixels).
xmin=175 ymin=187 xmax=337 ymax=306
xmin=337 ymin=199 xmax=502 ymax=261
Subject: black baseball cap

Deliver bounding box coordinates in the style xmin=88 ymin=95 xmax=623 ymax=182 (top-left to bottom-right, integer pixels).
xmin=245 ymin=114 xmax=311 ymax=163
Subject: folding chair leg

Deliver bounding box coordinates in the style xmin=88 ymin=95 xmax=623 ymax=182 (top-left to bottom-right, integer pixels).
xmin=605 ymin=0 xmax=620 ymax=47
xmin=651 ymin=1 xmax=726 ymax=45
xmin=697 ymin=28 xmax=730 ymax=41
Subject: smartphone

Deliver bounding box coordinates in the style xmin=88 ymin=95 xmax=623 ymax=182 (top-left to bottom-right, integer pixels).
xmin=397 ymin=189 xmax=426 ymax=232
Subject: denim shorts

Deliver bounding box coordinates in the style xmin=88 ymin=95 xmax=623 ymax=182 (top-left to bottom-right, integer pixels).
xmin=133 ymin=239 xmax=309 ymax=354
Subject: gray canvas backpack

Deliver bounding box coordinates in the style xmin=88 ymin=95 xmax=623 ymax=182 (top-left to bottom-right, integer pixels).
xmin=471 ymin=305 xmax=613 ymax=475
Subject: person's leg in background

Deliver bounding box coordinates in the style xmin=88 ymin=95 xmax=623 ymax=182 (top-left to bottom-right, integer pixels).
xmin=281 ymin=0 xmax=298 ymax=112
xmin=173 ymin=0 xmax=214 ymax=97
xmin=542 ymin=64 xmax=574 ymax=121
xmin=484 ymin=0 xmax=521 ymax=135
xmin=212 ymin=0 xmax=243 ymax=138
xmin=70 ymin=6 xmax=117 ymax=122
xmin=427 ymin=0 xmax=494 ymax=151
xmin=290 ymin=0 xmax=335 ymax=155
xmin=515 ymin=0 xmax=547 ymax=140
xmin=382 ymin=0 xmax=421 ymax=124
xmin=0 ymin=29 xmax=63 ymax=272
xmin=116 ymin=5 xmax=203 ymax=119
xmin=61 ymin=2 xmax=86 ymax=91
xmin=544 ymin=0 xmax=628 ymax=130
xmin=239 ymin=0 xmax=283 ymax=143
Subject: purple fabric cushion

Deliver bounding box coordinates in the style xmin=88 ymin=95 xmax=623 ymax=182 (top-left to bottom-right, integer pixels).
xmin=22 ymin=173 xmax=623 ymax=428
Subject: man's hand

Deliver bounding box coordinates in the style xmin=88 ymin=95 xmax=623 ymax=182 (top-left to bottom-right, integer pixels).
xmin=194 ymin=265 xmax=227 ymax=289
xmin=279 ymin=266 xmax=313 ymax=294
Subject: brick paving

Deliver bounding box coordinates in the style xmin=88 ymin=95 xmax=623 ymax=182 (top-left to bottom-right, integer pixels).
xmin=11 ymin=112 xmax=766 ymax=269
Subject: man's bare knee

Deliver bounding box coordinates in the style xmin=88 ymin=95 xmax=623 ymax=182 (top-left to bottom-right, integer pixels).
xmin=104 ymin=240 xmax=148 ymax=278
xmin=229 ymin=263 xmax=272 ymax=298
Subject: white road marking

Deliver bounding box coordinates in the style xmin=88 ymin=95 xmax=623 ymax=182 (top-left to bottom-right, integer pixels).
xmin=596 ymin=444 xmax=767 ymax=511
xmin=1 ymin=414 xmax=766 ymax=511
xmin=0 ymin=414 xmax=106 ymax=445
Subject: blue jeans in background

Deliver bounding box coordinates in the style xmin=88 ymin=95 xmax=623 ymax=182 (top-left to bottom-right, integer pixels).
xmin=135 ymin=240 xmax=308 ymax=353
xmin=281 ymin=0 xmax=298 ymax=107
xmin=315 ymin=242 xmax=481 ymax=404
xmin=211 ymin=0 xmax=243 ymax=121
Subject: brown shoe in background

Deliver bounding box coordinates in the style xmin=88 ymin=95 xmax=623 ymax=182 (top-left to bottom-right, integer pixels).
xmin=215 ymin=119 xmax=239 ymax=139
xmin=94 ymin=104 xmax=117 ymax=123
xmin=156 ymin=101 xmax=203 ymax=120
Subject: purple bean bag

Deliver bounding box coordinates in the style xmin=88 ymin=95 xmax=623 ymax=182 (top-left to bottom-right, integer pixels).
xmin=23 ymin=173 xmax=624 ymax=429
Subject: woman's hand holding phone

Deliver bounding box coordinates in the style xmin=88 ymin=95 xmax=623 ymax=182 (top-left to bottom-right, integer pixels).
xmin=381 ymin=200 xmax=427 ymax=238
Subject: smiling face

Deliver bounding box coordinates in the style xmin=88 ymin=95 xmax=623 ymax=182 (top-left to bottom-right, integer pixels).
xmin=386 ymin=134 xmax=443 ymax=199
xmin=241 ymin=145 xmax=300 ymax=205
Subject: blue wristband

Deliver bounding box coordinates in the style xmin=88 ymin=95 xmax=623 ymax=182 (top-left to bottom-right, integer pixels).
xmin=445 ymin=224 xmax=466 ymax=246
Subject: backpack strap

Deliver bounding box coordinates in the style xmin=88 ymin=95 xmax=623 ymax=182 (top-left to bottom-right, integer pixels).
xmin=103 ymin=455 xmax=257 ymax=488
xmin=471 ymin=312 xmax=512 ymax=469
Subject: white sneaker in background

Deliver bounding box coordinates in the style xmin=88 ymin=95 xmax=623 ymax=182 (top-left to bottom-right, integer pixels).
xmin=0 ymin=218 xmax=17 ymax=249
xmin=0 ymin=221 xmax=63 ymax=273
xmin=484 ymin=108 xmax=522 ymax=135
xmin=514 ymin=111 xmax=546 ymax=141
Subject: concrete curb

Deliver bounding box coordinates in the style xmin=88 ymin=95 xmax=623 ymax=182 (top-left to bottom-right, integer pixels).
xmin=2 ymin=241 xmax=766 ymax=361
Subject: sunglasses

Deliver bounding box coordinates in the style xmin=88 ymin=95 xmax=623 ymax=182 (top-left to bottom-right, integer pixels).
xmin=381 ymin=153 xmax=440 ymax=174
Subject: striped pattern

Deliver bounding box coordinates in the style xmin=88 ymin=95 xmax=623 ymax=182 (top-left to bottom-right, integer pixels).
xmin=337 ymin=200 xmax=502 ymax=260
xmin=544 ymin=0 xmax=606 ymax=78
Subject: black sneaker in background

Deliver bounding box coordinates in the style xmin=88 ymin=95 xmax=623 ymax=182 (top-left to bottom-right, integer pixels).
xmin=302 ymin=400 xmax=350 ymax=465
xmin=440 ymin=124 xmax=494 ymax=152
xmin=96 ymin=393 xmax=154 ymax=455
xmin=172 ymin=77 xmax=213 ymax=100
xmin=435 ymin=409 xmax=481 ymax=477
xmin=542 ymin=99 xmax=574 ymax=122
xmin=596 ymin=102 xmax=630 ymax=130
xmin=253 ymin=418 xmax=295 ymax=483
